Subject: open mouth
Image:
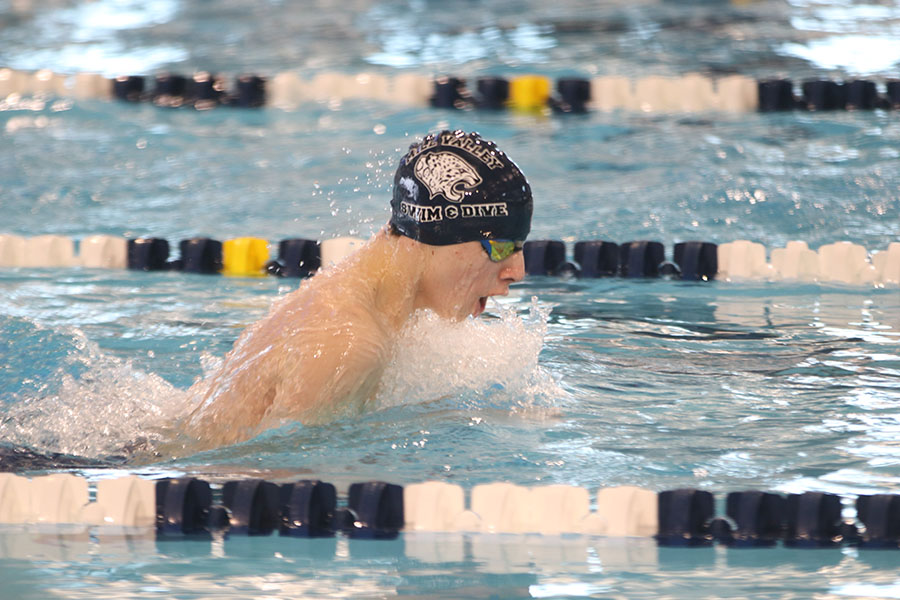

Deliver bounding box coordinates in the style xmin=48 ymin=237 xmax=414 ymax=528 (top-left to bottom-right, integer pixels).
xmin=475 ymin=296 xmax=487 ymax=316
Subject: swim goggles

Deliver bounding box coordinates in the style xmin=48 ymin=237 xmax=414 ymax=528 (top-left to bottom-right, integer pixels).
xmin=480 ymin=239 xmax=525 ymax=262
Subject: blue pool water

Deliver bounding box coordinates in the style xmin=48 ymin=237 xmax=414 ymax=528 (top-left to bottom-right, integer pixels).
xmin=2 ymin=0 xmax=900 ymax=598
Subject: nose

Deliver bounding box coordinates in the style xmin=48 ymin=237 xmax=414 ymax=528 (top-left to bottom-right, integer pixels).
xmin=500 ymin=251 xmax=526 ymax=283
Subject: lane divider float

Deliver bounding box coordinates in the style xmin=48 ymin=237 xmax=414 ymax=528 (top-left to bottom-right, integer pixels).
xmin=4 ymin=66 xmax=900 ymax=114
xmin=526 ymin=238 xmax=900 ymax=285
xmin=2 ymin=233 xmax=897 ymax=286
xmin=1 ymin=473 xmax=898 ymax=549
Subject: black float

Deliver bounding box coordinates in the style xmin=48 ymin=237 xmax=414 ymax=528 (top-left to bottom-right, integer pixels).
xmin=113 ymin=75 xmax=145 ymax=102
xmin=221 ymin=479 xmax=281 ymax=536
xmin=127 ymin=238 xmax=170 ymax=271
xmin=340 ymin=481 xmax=404 ymax=540
xmin=574 ymin=240 xmax=620 ymax=277
xmin=785 ymin=492 xmax=847 ymax=547
xmin=475 ymin=77 xmax=510 ymax=110
xmin=724 ymin=491 xmax=786 ymax=547
xmin=844 ymin=80 xmax=878 ymax=110
xmin=279 ymin=480 xmax=337 ymax=537
xmin=887 ymin=80 xmax=900 ymax=109
xmin=178 ymin=237 xmax=223 ymax=274
xmin=266 ymin=238 xmax=321 ymax=277
xmin=523 ymin=240 xmax=569 ymax=276
xmin=673 ymin=241 xmax=718 ymax=281
xmin=152 ymin=74 xmax=187 ymax=107
xmin=802 ymin=80 xmax=846 ymax=111
xmin=619 ymin=241 xmax=665 ymax=278
xmin=856 ymin=494 xmax=900 ymax=549
xmin=156 ymin=478 xmax=213 ymax=536
xmin=553 ymin=78 xmax=591 ymax=113
xmin=757 ymin=79 xmax=795 ymax=111
xmin=232 ymin=75 xmax=266 ymax=108
xmin=430 ymin=77 xmax=469 ymax=109
xmin=657 ymin=488 xmax=715 ymax=546
xmin=187 ymin=72 xmax=226 ymax=109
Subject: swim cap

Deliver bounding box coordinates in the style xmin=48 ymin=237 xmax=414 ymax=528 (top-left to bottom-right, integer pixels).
xmin=390 ymin=130 xmax=533 ymax=245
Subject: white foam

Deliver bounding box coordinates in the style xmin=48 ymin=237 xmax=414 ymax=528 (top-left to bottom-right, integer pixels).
xmin=374 ymin=298 xmax=561 ymax=413
xmin=0 ymin=327 xmax=190 ymax=460
xmin=2 ymin=299 xmax=559 ymax=459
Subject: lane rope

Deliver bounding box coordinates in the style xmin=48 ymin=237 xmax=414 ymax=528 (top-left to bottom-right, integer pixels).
xmin=0 ymin=473 xmax=897 ymax=548
xmin=3 ymin=67 xmax=900 ymax=113
xmin=1 ymin=234 xmax=898 ymax=286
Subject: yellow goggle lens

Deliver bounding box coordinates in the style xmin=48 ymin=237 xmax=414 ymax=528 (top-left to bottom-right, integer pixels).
xmin=481 ymin=239 xmax=524 ymax=262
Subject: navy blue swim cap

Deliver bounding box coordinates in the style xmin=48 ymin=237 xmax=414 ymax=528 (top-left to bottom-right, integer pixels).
xmin=390 ymin=130 xmax=533 ymax=246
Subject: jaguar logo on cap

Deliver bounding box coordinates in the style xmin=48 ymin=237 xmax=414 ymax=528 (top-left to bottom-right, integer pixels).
xmin=414 ymin=151 xmax=482 ymax=203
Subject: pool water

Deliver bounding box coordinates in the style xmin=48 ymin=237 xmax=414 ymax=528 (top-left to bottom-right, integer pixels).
xmin=2 ymin=0 xmax=900 ymax=598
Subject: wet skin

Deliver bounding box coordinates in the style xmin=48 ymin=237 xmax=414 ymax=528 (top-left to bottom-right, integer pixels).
xmin=182 ymin=229 xmax=525 ymax=449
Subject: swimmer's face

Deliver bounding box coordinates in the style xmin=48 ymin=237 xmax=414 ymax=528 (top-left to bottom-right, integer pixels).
xmin=418 ymin=240 xmax=526 ymax=320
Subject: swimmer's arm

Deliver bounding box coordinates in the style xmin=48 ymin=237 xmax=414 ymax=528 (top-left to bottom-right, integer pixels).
xmin=268 ymin=317 xmax=388 ymax=424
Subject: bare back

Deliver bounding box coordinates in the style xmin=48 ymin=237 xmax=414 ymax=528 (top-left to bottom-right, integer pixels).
xmin=185 ymin=234 xmax=416 ymax=447
xmin=179 ymin=227 xmax=521 ymax=449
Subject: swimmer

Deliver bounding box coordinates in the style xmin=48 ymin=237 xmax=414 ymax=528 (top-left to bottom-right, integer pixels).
xmin=185 ymin=130 xmax=533 ymax=447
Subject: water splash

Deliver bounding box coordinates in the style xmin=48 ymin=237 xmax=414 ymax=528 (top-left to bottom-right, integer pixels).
xmin=0 ymin=296 xmax=560 ymax=463
xmin=0 ymin=322 xmax=190 ymax=460
xmin=374 ymin=297 xmax=562 ymax=413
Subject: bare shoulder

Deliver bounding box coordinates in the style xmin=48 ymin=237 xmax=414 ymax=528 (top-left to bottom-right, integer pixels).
xmin=187 ymin=264 xmax=390 ymax=444
xmin=256 ymin=269 xmax=391 ymax=421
